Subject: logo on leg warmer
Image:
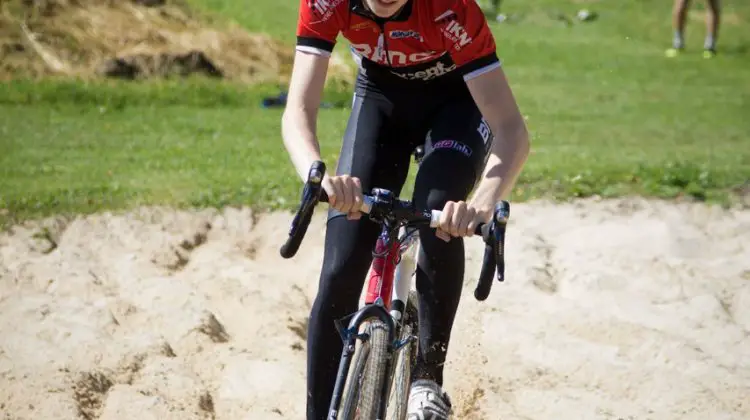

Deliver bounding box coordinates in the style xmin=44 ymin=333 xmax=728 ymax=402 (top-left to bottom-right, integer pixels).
xmin=432 ymin=140 xmax=473 ymax=157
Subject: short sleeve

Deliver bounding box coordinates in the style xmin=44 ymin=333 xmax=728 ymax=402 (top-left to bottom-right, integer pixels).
xmin=296 ymin=0 xmax=343 ymax=57
xmin=441 ymin=0 xmax=501 ymax=81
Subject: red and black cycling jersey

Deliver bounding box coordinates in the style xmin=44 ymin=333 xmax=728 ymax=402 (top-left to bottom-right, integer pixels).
xmin=296 ymin=0 xmax=501 ymax=83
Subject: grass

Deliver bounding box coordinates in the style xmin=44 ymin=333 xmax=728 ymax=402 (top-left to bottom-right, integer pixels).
xmin=1 ymin=0 xmax=749 ymax=226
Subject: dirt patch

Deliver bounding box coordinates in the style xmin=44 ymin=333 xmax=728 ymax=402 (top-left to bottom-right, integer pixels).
xmin=0 ymin=199 xmax=748 ymax=419
xmin=0 ymin=0 xmax=354 ymax=85
xmin=72 ymin=370 xmax=114 ymax=419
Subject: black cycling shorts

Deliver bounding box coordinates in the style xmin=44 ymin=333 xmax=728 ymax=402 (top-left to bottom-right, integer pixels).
xmin=331 ymin=72 xmax=493 ymax=212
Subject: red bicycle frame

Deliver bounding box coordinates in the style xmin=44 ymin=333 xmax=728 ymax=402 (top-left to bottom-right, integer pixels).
xmin=364 ymin=232 xmax=402 ymax=310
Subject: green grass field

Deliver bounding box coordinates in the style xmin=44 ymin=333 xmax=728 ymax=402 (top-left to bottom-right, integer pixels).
xmin=1 ymin=0 xmax=749 ymax=226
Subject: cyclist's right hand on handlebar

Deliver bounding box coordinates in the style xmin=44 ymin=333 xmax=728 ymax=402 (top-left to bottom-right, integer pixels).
xmin=322 ymin=174 xmax=364 ymax=220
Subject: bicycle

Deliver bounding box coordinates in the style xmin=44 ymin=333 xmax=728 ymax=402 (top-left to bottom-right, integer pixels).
xmin=279 ymin=152 xmax=510 ymax=420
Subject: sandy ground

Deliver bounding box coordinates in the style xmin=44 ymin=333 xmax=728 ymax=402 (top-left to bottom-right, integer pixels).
xmin=1 ymin=198 xmax=748 ymax=420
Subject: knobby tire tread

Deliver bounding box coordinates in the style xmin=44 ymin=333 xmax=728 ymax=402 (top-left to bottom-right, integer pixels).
xmin=339 ymin=319 xmax=390 ymax=419
xmin=359 ymin=319 xmax=390 ymax=418
xmin=388 ymin=291 xmax=420 ymax=420
xmin=339 ymin=338 xmax=370 ymax=419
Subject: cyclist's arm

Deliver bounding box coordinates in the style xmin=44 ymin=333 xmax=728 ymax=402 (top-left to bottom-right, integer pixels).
xmin=445 ymin=0 xmax=529 ymax=215
xmin=284 ymin=0 xmax=342 ymax=181
xmin=281 ymin=51 xmax=330 ymax=182
xmin=465 ymin=66 xmax=530 ymax=212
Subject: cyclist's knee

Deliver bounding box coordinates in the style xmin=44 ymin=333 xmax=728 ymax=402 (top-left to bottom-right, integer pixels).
xmin=423 ymin=189 xmax=456 ymax=212
xmin=412 ymin=153 xmax=476 ymax=211
xmin=414 ymin=181 xmax=473 ymax=212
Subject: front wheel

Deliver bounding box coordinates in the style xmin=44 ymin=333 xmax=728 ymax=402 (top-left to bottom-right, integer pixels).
xmin=387 ymin=291 xmax=420 ymax=420
xmin=338 ymin=318 xmax=391 ymax=419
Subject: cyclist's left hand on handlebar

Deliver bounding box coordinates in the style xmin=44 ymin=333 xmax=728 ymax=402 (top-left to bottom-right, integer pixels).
xmin=436 ymin=201 xmax=491 ymax=242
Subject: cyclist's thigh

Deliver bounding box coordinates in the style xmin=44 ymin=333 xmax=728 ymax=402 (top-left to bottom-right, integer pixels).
xmin=330 ymin=91 xmax=414 ymax=218
xmin=412 ymin=94 xmax=493 ymax=206
xmin=316 ymin=90 xmax=414 ymax=301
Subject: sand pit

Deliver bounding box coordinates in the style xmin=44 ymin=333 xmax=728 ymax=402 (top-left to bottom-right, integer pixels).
xmin=0 ymin=198 xmax=748 ymax=419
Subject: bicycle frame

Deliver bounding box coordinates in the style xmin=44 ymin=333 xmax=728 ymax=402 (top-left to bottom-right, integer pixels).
xmin=327 ymin=222 xmax=421 ymax=420
xmin=366 ymin=225 xmax=421 ymax=318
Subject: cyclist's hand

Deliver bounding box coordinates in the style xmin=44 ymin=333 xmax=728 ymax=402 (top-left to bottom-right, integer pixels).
xmin=436 ymin=201 xmax=490 ymax=242
xmin=323 ymin=175 xmax=363 ymax=220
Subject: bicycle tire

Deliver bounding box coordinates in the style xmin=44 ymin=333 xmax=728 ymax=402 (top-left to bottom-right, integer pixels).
xmin=387 ymin=291 xmax=420 ymax=420
xmin=338 ymin=318 xmax=391 ymax=419
xmin=339 ymin=337 xmax=369 ymax=419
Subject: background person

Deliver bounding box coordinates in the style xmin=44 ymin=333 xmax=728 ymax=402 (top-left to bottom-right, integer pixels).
xmin=666 ymin=0 xmax=721 ymax=58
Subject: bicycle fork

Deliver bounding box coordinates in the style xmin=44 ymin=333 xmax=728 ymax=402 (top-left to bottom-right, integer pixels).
xmin=328 ymin=302 xmax=396 ymax=420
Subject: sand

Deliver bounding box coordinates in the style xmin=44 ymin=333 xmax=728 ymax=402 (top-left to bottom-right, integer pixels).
xmin=1 ymin=198 xmax=748 ymax=419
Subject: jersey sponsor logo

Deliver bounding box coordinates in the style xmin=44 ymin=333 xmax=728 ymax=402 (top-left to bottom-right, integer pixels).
xmin=477 ymin=118 xmax=492 ymax=145
xmin=391 ymin=61 xmax=456 ymax=81
xmin=434 ymin=9 xmax=456 ymax=23
xmin=389 ymin=30 xmax=423 ymax=42
xmin=351 ymin=21 xmax=375 ymax=31
xmin=433 ymin=139 xmax=473 ymax=157
xmin=441 ymin=20 xmax=473 ymax=51
xmin=308 ymin=0 xmax=344 ymax=22
xmin=350 ymin=43 xmax=439 ymax=65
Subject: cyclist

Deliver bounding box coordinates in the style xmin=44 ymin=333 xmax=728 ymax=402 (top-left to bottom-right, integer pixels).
xmin=281 ymin=0 xmax=529 ymax=418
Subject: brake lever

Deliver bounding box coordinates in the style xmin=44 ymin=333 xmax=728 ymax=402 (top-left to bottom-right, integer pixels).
xmin=474 ymin=200 xmax=511 ymax=301
xmin=304 ymin=161 xmax=326 ymax=202
xmin=280 ymin=161 xmax=326 ymax=259
xmin=491 ymin=201 xmax=510 ymax=282
xmin=291 ymin=161 xmax=326 ymax=233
